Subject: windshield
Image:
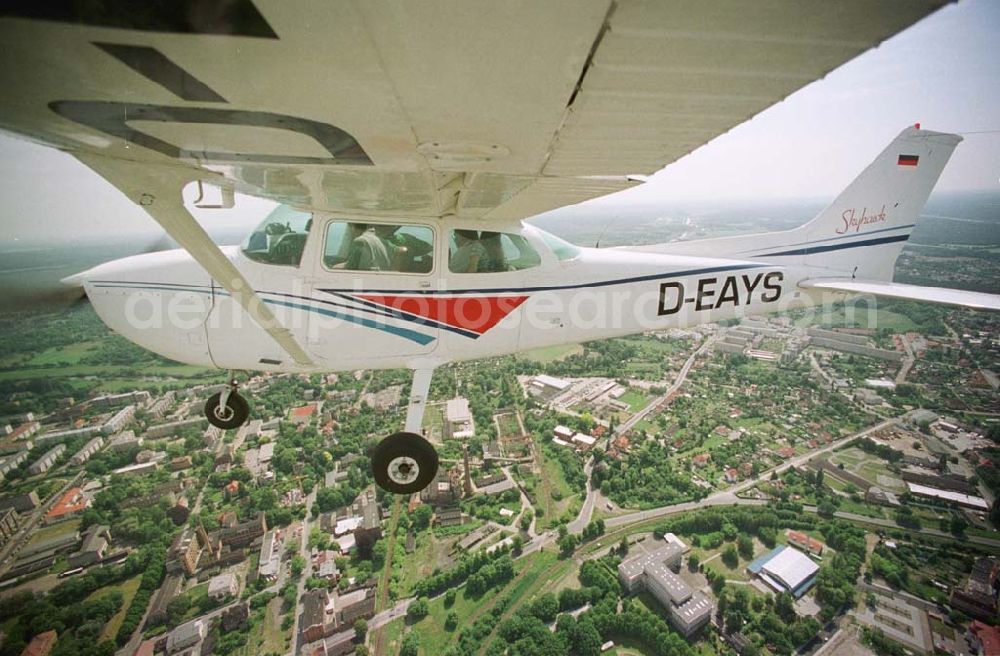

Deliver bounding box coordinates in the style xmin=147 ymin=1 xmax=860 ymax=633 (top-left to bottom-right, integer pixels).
xmin=535 ymin=228 xmax=582 ymax=261
xmin=241 ymin=205 xmax=313 ymax=266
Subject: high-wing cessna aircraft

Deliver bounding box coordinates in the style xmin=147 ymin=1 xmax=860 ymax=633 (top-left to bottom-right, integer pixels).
xmin=1 ymin=1 xmax=997 ymax=493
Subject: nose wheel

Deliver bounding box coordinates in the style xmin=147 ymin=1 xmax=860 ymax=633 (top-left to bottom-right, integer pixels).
xmin=371 ymin=432 xmax=438 ymax=494
xmin=205 ymin=377 xmax=250 ymax=430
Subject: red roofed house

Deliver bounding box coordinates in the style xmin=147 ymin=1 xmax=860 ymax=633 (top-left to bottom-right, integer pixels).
xmin=45 ymin=488 xmax=88 ymax=522
xmin=777 ymin=447 xmax=795 ymax=459
xmin=225 ymin=480 xmax=241 ymax=495
xmin=725 ymin=468 xmax=739 ymax=484
xmin=290 ymin=403 xmax=319 ymax=426
xmin=787 ymin=530 xmax=824 ymax=556
xmin=21 ymin=630 xmax=57 ymax=656
xmin=714 ymin=425 xmax=730 ymax=437
xmin=692 ymin=454 xmax=711 ymax=468
xmin=969 ymin=620 xmax=1000 ymax=656
xmin=739 ymin=462 xmax=753 ymax=478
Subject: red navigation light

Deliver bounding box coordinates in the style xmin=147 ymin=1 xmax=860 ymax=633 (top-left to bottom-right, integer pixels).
xmin=914 ymin=123 xmax=921 ymax=129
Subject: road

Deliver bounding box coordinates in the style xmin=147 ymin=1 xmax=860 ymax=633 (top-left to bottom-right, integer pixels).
xmin=616 ymin=334 xmax=714 ymax=435
xmin=290 ymin=486 xmax=317 ymax=656
xmin=566 ymin=457 xmax=596 ymax=534
xmin=605 ymin=415 xmax=903 ymax=529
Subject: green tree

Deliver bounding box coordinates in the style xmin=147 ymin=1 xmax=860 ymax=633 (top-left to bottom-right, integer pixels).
xmin=406 ymin=597 xmax=429 ymax=622
xmin=737 ymin=534 xmax=754 ymax=559
xmin=412 ymin=505 xmax=433 ymax=530
xmin=354 ymin=618 xmax=368 ymax=642
xmin=445 ymin=610 xmax=459 ymax=631
xmin=722 ymin=544 xmax=739 ymax=569
xmin=400 ymin=632 xmax=420 ymax=656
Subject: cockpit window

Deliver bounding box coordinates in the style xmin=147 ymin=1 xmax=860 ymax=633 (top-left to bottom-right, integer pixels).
xmin=536 ymin=228 xmax=582 ymax=261
xmin=448 ymin=230 xmax=541 ymax=273
xmin=323 ymin=221 xmax=434 ymax=273
xmin=241 ymin=205 xmax=313 ymax=266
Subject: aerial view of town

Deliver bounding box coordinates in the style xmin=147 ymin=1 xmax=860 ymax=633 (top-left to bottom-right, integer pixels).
xmin=0 ymin=220 xmax=995 ymax=656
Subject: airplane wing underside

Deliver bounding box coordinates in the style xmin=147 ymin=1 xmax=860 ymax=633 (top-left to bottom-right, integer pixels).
xmin=0 ymin=0 xmax=951 ymax=220
xmin=800 ymin=278 xmax=1000 ymax=312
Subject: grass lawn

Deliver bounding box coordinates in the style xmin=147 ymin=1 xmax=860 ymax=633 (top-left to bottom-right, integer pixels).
xmin=391 ymin=550 xmax=566 ymax=655
xmin=422 ymin=403 xmax=444 ymax=442
xmin=260 ymin=597 xmax=288 ymax=654
xmin=86 ymin=575 xmax=142 ymax=643
xmin=395 ymin=529 xmax=447 ymax=596
xmin=618 ymin=391 xmax=651 ymax=413
xmin=26 ymin=341 xmax=101 ymax=366
xmin=519 ymin=344 xmax=583 ymax=363
xmin=539 ymin=452 xmax=580 ymax=527
xmin=25 ymin=519 xmax=81 ymax=548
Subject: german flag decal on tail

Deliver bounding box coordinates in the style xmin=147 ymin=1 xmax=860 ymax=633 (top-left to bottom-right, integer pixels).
xmin=897 ymin=154 xmax=919 ymax=166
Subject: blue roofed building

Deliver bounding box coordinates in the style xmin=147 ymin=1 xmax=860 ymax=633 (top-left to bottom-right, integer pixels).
xmin=747 ymin=544 xmax=819 ymax=598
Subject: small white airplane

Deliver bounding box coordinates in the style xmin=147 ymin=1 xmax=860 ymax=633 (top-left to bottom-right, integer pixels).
xmin=0 ymin=1 xmax=996 ymax=493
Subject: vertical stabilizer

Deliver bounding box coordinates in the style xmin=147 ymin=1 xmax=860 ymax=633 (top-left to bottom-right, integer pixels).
xmin=787 ymin=125 xmax=961 ymax=280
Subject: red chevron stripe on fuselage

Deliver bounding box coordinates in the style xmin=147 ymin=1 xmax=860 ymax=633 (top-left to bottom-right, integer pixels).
xmin=352 ymin=294 xmax=528 ymax=335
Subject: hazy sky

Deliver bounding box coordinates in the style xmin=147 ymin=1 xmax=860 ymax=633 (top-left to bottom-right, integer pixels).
xmin=0 ymin=0 xmax=997 ymax=244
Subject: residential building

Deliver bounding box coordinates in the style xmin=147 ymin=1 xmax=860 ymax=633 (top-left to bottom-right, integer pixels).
xmin=951 ymin=558 xmax=1000 ymax=621
xmin=101 ymin=404 xmax=136 ymax=434
xmin=108 ymin=430 xmax=142 ymax=452
xmin=21 ymin=630 xmax=58 ymax=656
xmin=69 ymin=436 xmax=103 ymax=466
xmin=146 ymin=574 xmax=184 ymax=627
xmin=170 ymin=456 xmax=192 ymax=471
xmin=290 ymin=403 xmax=319 ymax=425
xmin=968 ymin=620 xmax=1000 ymax=656
xmin=167 ymin=527 xmax=203 ymax=576
xmin=221 ymin=603 xmax=249 ymax=632
xmin=0 ymin=507 xmax=18 ymax=543
xmin=218 ymin=512 xmax=267 ymax=548
xmin=27 ymin=444 xmax=65 ymax=475
xmin=208 ymin=572 xmax=238 ymax=601
xmin=302 ymin=589 xmax=332 ymax=643
xmin=786 ymin=530 xmax=824 ymax=556
xmin=335 ymin=587 xmax=376 ymax=626
xmin=112 ymin=461 xmax=158 ymax=477
xmin=146 ymin=417 xmax=206 ymax=439
xmin=0 ymin=491 xmax=40 ymax=513
xmin=166 ymin=619 xmax=204 ymax=654
xmin=0 ymin=450 xmax=29 ymax=480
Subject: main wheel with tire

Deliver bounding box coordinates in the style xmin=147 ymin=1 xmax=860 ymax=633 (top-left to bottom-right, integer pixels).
xmin=204 ymin=391 xmax=250 ymax=430
xmin=371 ymin=432 xmax=439 ymax=494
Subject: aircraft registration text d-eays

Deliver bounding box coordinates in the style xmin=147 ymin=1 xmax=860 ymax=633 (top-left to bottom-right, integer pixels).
xmin=657 ymin=272 xmax=783 ymax=316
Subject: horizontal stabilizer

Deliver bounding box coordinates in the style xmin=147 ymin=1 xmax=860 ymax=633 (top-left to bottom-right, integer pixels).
xmin=800 ymin=278 xmax=1000 ymax=311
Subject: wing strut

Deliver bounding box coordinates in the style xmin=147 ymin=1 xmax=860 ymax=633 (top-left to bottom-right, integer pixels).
xmin=404 ymin=366 xmax=435 ymax=434
xmin=76 ymin=154 xmax=315 ymax=367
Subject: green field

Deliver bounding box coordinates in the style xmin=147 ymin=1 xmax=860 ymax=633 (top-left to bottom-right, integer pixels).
xmin=385 ymin=550 xmax=567 ymax=655
xmin=519 ymin=344 xmax=583 ymax=363
xmin=618 ymin=390 xmax=650 ymax=413
xmin=86 ymin=575 xmax=142 ymax=643
xmin=26 ymin=341 xmax=102 ymax=366
xmin=24 ymin=519 xmax=80 ymax=548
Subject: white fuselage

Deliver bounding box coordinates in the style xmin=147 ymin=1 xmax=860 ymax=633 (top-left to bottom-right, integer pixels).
xmin=77 ymin=216 xmax=826 ymax=373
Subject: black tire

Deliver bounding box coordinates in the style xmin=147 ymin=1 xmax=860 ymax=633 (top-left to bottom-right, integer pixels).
xmin=371 ymin=432 xmax=439 ymax=494
xmin=204 ymin=391 xmax=250 ymax=430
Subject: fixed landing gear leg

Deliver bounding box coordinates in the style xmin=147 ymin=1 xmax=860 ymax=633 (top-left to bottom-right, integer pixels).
xmin=371 ymin=367 xmax=439 ymax=494
xmin=205 ymin=371 xmax=250 ymax=430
